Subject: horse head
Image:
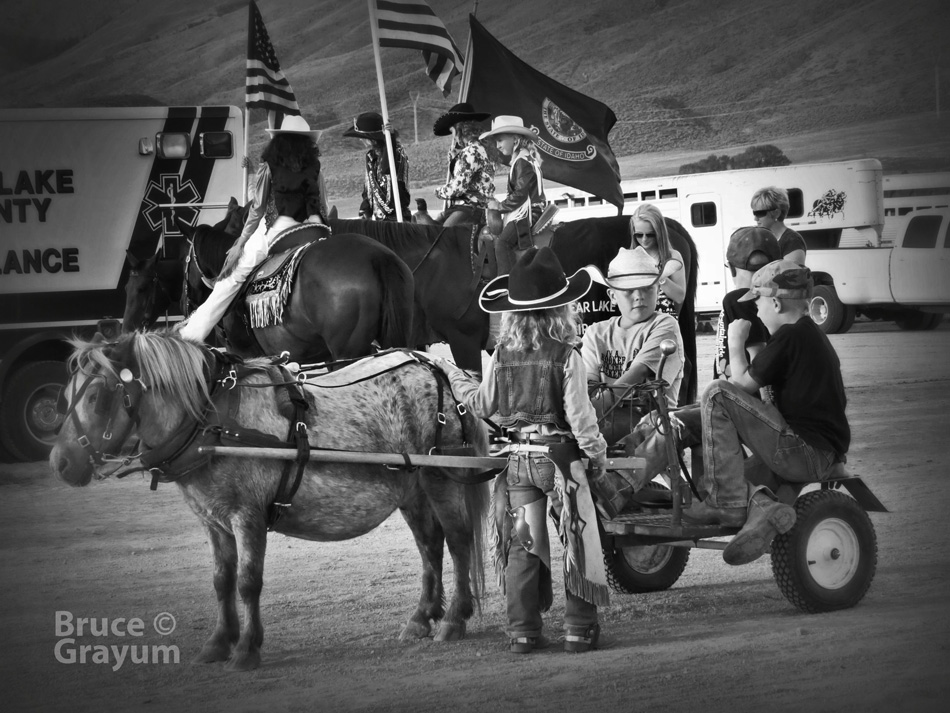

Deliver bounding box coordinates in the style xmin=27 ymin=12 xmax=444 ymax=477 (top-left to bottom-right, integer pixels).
xmin=122 ymin=250 xmax=186 ymax=333
xmin=49 ymin=332 xmax=212 ymax=487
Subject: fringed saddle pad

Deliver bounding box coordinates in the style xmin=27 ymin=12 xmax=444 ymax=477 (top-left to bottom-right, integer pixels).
xmin=246 ymin=243 xmax=310 ymax=328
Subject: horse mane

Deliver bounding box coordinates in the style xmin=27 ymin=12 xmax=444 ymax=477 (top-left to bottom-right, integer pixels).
xmin=68 ymin=332 xmax=215 ymax=422
xmin=193 ymin=224 xmax=238 ymax=278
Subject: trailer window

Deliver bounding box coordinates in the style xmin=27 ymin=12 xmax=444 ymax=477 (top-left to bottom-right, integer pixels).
xmin=588 ymin=197 xmax=603 ymax=206
xmin=902 ymin=215 xmax=941 ymax=249
xmin=641 ymin=190 xmax=656 ymax=200
xmin=200 ymin=132 xmax=234 ymax=159
xmin=786 ymin=188 xmax=804 ymax=218
xmin=623 ymin=191 xmax=638 ymax=201
xmin=155 ymin=133 xmax=190 ymax=159
xmin=659 ymin=188 xmax=677 ymax=199
xmin=690 ymin=202 xmax=717 ymax=227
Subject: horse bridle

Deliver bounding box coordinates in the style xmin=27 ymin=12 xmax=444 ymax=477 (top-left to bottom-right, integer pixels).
xmin=60 ymin=362 xmax=149 ymax=470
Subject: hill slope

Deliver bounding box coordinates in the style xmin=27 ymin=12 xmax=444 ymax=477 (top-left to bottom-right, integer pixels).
xmin=2 ymin=0 xmax=948 ymax=203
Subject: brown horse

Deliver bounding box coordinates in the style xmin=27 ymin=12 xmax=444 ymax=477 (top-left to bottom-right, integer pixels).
xmin=124 ymin=220 xmax=416 ymax=364
xmin=49 ymin=331 xmax=490 ymax=671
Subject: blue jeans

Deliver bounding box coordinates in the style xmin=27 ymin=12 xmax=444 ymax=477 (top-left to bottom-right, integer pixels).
xmin=700 ymin=380 xmax=838 ymax=509
xmin=505 ymin=453 xmax=597 ymax=637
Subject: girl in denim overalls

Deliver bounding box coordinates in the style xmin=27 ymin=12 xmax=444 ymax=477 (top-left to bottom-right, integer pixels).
xmin=434 ymin=247 xmax=622 ymax=653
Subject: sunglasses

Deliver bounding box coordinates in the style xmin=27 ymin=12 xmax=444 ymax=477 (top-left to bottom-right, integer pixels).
xmin=752 ymin=208 xmax=773 ymax=218
xmin=632 ymin=232 xmax=657 ymax=239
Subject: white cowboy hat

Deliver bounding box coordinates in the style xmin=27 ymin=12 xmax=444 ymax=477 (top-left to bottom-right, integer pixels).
xmin=265 ymin=114 xmax=320 ymax=138
xmin=590 ymin=246 xmax=661 ymax=290
xmin=479 ymin=115 xmax=537 ymax=141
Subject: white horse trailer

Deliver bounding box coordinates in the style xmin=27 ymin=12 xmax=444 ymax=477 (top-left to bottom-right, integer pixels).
xmin=545 ymin=159 xmax=885 ymax=319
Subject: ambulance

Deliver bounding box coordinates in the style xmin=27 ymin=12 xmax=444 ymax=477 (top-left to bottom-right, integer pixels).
xmin=0 ymin=106 xmax=244 ymax=461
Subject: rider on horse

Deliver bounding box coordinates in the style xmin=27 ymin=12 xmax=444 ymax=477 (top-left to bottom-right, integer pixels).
xmin=345 ymin=111 xmax=412 ymax=222
xmin=430 ymin=102 xmax=496 ymax=228
xmin=178 ymin=115 xmax=329 ymax=343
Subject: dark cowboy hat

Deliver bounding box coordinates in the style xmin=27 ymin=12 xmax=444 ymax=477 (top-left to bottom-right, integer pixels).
xmin=479 ymin=247 xmax=593 ymax=313
xmin=433 ymin=102 xmax=491 ymax=137
xmin=342 ymin=111 xmax=386 ymax=140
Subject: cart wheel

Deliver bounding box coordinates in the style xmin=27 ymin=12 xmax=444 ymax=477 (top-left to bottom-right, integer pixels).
xmin=603 ymin=483 xmax=690 ymax=594
xmin=770 ymin=490 xmax=877 ymax=613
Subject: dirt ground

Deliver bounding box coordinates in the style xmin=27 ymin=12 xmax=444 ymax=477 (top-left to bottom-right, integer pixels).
xmin=2 ymin=321 xmax=949 ymax=713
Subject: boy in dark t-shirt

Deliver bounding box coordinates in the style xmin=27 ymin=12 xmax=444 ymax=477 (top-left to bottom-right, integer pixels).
xmin=684 ymin=260 xmax=850 ymax=566
xmin=714 ymin=227 xmax=782 ymax=379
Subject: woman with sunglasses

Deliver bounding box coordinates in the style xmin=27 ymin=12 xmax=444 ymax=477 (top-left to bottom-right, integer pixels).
xmin=628 ymin=203 xmax=686 ymax=316
xmin=751 ymin=186 xmax=807 ymax=265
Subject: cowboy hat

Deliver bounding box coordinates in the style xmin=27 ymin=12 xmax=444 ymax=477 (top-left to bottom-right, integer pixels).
xmin=433 ymin=102 xmax=491 ymax=136
xmin=342 ymin=111 xmax=386 ymax=141
xmin=479 ymin=246 xmax=592 ymax=313
xmin=590 ymin=246 xmax=661 ymax=290
xmin=479 ymin=115 xmax=537 ymax=141
xmin=265 ymin=114 xmax=320 ymax=138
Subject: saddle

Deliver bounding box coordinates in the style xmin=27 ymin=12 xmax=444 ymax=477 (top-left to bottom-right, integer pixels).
xmin=238 ymin=223 xmax=331 ymax=329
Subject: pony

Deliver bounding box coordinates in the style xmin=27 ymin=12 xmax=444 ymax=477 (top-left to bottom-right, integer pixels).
xmin=48 ymin=331 xmax=491 ymax=671
xmin=123 ymin=219 xmax=416 ymax=365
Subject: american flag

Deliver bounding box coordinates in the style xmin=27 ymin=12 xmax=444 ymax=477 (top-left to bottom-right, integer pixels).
xmin=246 ymin=0 xmax=300 ymax=123
xmin=375 ymin=0 xmax=463 ymax=98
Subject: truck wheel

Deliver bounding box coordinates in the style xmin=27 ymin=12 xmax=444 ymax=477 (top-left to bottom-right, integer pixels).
xmin=770 ymin=490 xmax=877 ymax=613
xmin=922 ymin=313 xmax=944 ymax=330
xmin=837 ymin=305 xmax=856 ymax=334
xmin=0 ymin=361 xmax=67 ymax=462
xmin=603 ymin=484 xmax=690 ymax=594
xmin=809 ymin=286 xmax=845 ymax=334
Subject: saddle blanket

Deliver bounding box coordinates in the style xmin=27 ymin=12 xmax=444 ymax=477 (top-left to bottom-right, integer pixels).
xmin=302 ymin=349 xmax=423 ymax=388
xmin=246 ymin=243 xmax=310 ymax=328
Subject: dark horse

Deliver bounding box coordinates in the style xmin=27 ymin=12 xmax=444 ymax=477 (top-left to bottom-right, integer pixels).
xmin=123 ymin=217 xmax=415 ymax=364
xmin=49 ymin=332 xmax=490 ymax=670
xmin=334 ymin=215 xmax=699 ymax=403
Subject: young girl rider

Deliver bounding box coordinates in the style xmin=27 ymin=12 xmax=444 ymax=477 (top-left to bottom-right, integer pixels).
xmin=481 ymin=115 xmax=546 ymax=276
xmin=431 ymin=247 xmax=624 ymax=654
xmin=178 ymin=115 xmax=328 ymax=343
xmin=344 ymin=111 xmax=411 ymax=222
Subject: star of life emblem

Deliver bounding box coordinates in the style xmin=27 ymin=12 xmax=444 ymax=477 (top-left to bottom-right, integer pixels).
xmin=142 ymin=174 xmax=202 ymax=236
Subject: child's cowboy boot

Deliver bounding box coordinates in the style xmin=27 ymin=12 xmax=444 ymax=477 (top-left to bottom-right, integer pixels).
xmin=563 ymin=623 xmax=600 ymax=653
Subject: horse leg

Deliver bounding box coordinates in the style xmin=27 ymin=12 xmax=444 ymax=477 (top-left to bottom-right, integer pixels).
xmin=425 ymin=477 xmax=477 ymax=642
xmin=193 ymin=524 xmax=240 ymax=664
xmin=397 ymin=490 xmax=446 ymax=640
xmin=225 ymin=515 xmax=267 ymax=671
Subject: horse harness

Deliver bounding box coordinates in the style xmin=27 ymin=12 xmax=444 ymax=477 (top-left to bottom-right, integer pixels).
xmin=63 ymin=347 xmax=474 ymax=529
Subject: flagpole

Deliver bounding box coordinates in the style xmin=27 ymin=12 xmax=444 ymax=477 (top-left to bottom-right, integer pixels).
xmin=458 ymin=1 xmax=478 ymax=102
xmin=242 ymin=108 xmax=250 ymax=205
xmin=367 ymin=0 xmax=405 ymax=223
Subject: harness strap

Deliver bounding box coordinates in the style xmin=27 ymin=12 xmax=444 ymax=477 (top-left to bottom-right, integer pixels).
xmin=267 ymin=370 xmax=311 ymax=529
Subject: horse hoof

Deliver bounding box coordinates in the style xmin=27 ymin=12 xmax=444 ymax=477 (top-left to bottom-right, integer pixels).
xmin=225 ymin=649 xmax=261 ymax=672
xmin=399 ymin=619 xmax=431 ymax=641
xmin=434 ymin=621 xmax=466 ymax=642
xmin=192 ymin=642 xmax=231 ymax=664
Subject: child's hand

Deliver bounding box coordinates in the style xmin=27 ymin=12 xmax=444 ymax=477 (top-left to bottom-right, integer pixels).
xmin=660 ymin=258 xmax=682 ymax=278
xmin=728 ymin=318 xmax=751 ymax=345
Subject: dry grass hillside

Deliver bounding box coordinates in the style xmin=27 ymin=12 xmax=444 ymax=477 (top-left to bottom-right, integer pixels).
xmin=3 ymin=0 xmax=949 ymax=208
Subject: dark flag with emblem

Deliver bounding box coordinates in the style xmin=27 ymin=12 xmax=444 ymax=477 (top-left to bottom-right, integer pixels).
xmin=246 ymin=0 xmax=301 ymax=129
xmin=375 ymin=0 xmax=464 ymax=98
xmin=462 ymin=14 xmax=623 ymax=211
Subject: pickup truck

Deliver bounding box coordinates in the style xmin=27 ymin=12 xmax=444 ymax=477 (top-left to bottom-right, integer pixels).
xmin=807 ymin=208 xmax=950 ymax=333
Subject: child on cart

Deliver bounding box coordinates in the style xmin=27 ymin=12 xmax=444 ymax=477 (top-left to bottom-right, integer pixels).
xmin=430 ymin=247 xmax=621 ymax=654
xmin=684 ymin=260 xmax=851 ymax=565
xmin=581 ymin=246 xmax=684 ymax=446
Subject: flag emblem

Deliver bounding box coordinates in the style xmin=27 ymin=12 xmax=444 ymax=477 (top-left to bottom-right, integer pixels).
xmin=542 ymin=99 xmax=588 ymax=145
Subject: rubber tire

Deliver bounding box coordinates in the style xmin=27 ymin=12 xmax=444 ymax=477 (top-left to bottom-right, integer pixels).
xmin=922 ymin=313 xmax=944 ymax=331
xmin=603 ymin=483 xmax=691 ymax=594
xmin=809 ymin=285 xmax=845 ymax=334
xmin=0 ymin=361 xmax=68 ymax=462
xmin=770 ymin=490 xmax=877 ymax=613
xmin=837 ymin=305 xmax=856 ymax=334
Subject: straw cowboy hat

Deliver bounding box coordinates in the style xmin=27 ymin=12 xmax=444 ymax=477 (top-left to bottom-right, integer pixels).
xmin=479 ymin=115 xmax=537 ymax=141
xmin=479 ymin=246 xmax=592 ymax=313
xmin=342 ymin=111 xmax=386 ymax=141
xmin=433 ymin=102 xmax=491 ymax=136
xmin=265 ymin=114 xmax=320 ymax=139
xmin=590 ymin=246 xmax=661 ymax=290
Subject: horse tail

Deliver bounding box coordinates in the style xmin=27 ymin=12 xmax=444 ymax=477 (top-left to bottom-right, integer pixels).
xmin=372 ymin=251 xmax=414 ymax=348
